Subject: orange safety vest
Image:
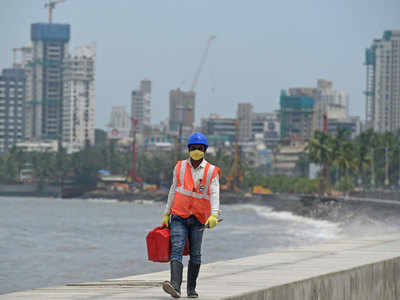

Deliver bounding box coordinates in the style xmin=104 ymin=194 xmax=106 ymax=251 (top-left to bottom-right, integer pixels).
xmin=171 ymin=159 xmax=220 ymax=224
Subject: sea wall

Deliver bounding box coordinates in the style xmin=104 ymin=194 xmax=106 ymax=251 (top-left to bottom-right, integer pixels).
xmin=228 ymin=257 xmax=400 ymax=300
xmin=0 ymin=184 xmax=59 ymax=197
xmin=3 ymin=233 xmax=400 ymax=299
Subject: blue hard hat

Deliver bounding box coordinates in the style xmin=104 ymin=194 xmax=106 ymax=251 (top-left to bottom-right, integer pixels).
xmin=187 ymin=132 xmax=208 ymax=148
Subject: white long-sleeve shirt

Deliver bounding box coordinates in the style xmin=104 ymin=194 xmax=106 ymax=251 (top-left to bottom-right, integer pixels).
xmin=164 ymin=159 xmax=220 ymax=216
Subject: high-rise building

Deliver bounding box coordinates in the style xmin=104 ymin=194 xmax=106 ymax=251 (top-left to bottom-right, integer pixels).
xmin=140 ymin=79 xmax=152 ymax=95
xmin=237 ymin=103 xmax=253 ymax=142
xmin=0 ymin=68 xmax=27 ymax=153
xmin=27 ymin=23 xmax=70 ymax=141
xmin=131 ymin=79 xmax=151 ymax=133
xmin=13 ymin=46 xmax=34 ymax=140
xmin=313 ymin=79 xmax=349 ymax=132
xmin=365 ymin=30 xmax=400 ymax=132
xmin=62 ymin=44 xmax=96 ymax=147
xmin=280 ymin=89 xmax=315 ymax=140
xmin=169 ymin=88 xmax=195 ymax=133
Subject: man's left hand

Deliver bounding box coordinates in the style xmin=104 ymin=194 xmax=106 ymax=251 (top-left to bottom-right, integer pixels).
xmin=205 ymin=215 xmax=218 ymax=229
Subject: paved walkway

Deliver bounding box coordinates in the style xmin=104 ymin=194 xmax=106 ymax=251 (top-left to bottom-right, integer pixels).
xmin=2 ymin=233 xmax=400 ymax=299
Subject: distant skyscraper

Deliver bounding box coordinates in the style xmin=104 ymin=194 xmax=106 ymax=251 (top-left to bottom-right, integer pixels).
xmin=365 ymin=30 xmax=400 ymax=132
xmin=140 ymin=79 xmax=152 ymax=95
xmin=27 ymin=23 xmax=70 ymax=141
xmin=280 ymin=89 xmax=315 ymax=140
xmin=0 ymin=68 xmax=27 ymax=153
xmin=237 ymin=103 xmax=253 ymax=142
xmin=62 ymin=44 xmax=96 ymax=147
xmin=169 ymin=88 xmax=195 ymax=132
xmin=314 ymin=79 xmax=349 ymax=132
xmin=13 ymin=45 xmax=34 ymax=140
xmin=131 ymin=79 xmax=151 ymax=133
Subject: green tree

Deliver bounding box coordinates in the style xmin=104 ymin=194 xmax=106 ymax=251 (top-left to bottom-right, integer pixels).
xmin=354 ymin=129 xmax=374 ymax=187
xmin=307 ymin=131 xmax=333 ymax=171
xmin=331 ymin=128 xmax=357 ymax=184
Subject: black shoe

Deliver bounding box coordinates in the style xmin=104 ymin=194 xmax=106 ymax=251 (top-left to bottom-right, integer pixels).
xmin=162 ymin=281 xmax=181 ymax=298
xmin=162 ymin=260 xmax=183 ymax=298
xmin=187 ymin=290 xmax=199 ymax=298
xmin=187 ymin=262 xmax=201 ymax=298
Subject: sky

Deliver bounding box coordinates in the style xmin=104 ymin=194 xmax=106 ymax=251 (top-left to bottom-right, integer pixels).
xmin=1 ymin=0 xmax=400 ymax=129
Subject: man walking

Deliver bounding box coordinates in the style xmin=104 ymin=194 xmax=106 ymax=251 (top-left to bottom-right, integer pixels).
xmin=161 ymin=132 xmax=220 ymax=298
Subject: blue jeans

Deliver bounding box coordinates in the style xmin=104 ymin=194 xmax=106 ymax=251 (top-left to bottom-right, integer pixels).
xmin=170 ymin=214 xmax=204 ymax=265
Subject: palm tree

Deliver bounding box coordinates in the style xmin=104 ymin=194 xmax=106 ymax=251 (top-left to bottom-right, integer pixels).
xmin=354 ymin=129 xmax=374 ymax=187
xmin=306 ymin=130 xmax=334 ymax=195
xmin=306 ymin=130 xmax=332 ymax=178
xmin=332 ymin=138 xmax=356 ymax=180
xmin=330 ymin=128 xmax=356 ymax=184
xmin=382 ymin=131 xmax=397 ymax=186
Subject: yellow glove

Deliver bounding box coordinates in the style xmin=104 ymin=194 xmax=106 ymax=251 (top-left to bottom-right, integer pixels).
xmin=161 ymin=213 xmax=170 ymax=227
xmin=205 ymin=215 xmax=218 ymax=229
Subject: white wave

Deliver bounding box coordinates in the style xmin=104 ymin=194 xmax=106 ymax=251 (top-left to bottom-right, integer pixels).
xmin=231 ymin=204 xmax=341 ymax=239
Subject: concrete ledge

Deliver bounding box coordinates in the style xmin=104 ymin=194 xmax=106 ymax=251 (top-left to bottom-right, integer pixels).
xmin=2 ymin=233 xmax=400 ymax=299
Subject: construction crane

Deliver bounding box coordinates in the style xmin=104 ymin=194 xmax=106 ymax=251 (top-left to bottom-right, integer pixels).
xmin=44 ymin=0 xmax=66 ymax=23
xmin=173 ymin=35 xmax=216 ymax=161
xmin=190 ymin=35 xmax=216 ymax=92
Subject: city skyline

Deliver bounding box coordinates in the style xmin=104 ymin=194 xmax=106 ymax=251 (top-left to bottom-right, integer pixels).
xmin=1 ymin=0 xmax=400 ymax=129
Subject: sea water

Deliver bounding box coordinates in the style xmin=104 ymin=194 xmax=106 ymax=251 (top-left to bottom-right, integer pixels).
xmin=0 ymin=196 xmax=381 ymax=294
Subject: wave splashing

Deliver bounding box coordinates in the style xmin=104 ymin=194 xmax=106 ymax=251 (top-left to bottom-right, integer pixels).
xmin=231 ymin=204 xmax=341 ymax=240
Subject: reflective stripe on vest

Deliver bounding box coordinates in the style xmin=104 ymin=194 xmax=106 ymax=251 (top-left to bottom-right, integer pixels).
xmin=171 ymin=159 xmax=219 ymax=224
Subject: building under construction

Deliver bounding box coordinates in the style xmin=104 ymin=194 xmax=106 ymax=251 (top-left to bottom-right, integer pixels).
xmin=280 ymin=89 xmax=315 ymax=140
xmin=28 ymin=23 xmax=70 ymax=141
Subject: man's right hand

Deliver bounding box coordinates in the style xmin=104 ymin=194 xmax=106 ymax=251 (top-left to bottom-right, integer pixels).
xmin=161 ymin=213 xmax=170 ymax=227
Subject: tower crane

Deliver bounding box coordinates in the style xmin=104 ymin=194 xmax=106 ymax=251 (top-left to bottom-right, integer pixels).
xmin=190 ymin=35 xmax=216 ymax=92
xmin=173 ymin=35 xmax=216 ymax=161
xmin=44 ymin=0 xmax=66 ymax=23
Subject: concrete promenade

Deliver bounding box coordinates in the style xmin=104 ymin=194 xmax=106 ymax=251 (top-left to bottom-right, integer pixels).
xmin=2 ymin=233 xmax=400 ymax=299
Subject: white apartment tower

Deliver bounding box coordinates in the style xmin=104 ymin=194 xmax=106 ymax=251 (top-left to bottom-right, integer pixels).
xmin=365 ymin=30 xmax=400 ymax=132
xmin=313 ymin=79 xmax=349 ymax=132
xmin=131 ymin=79 xmax=151 ymax=133
xmin=62 ymin=44 xmax=96 ymax=147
